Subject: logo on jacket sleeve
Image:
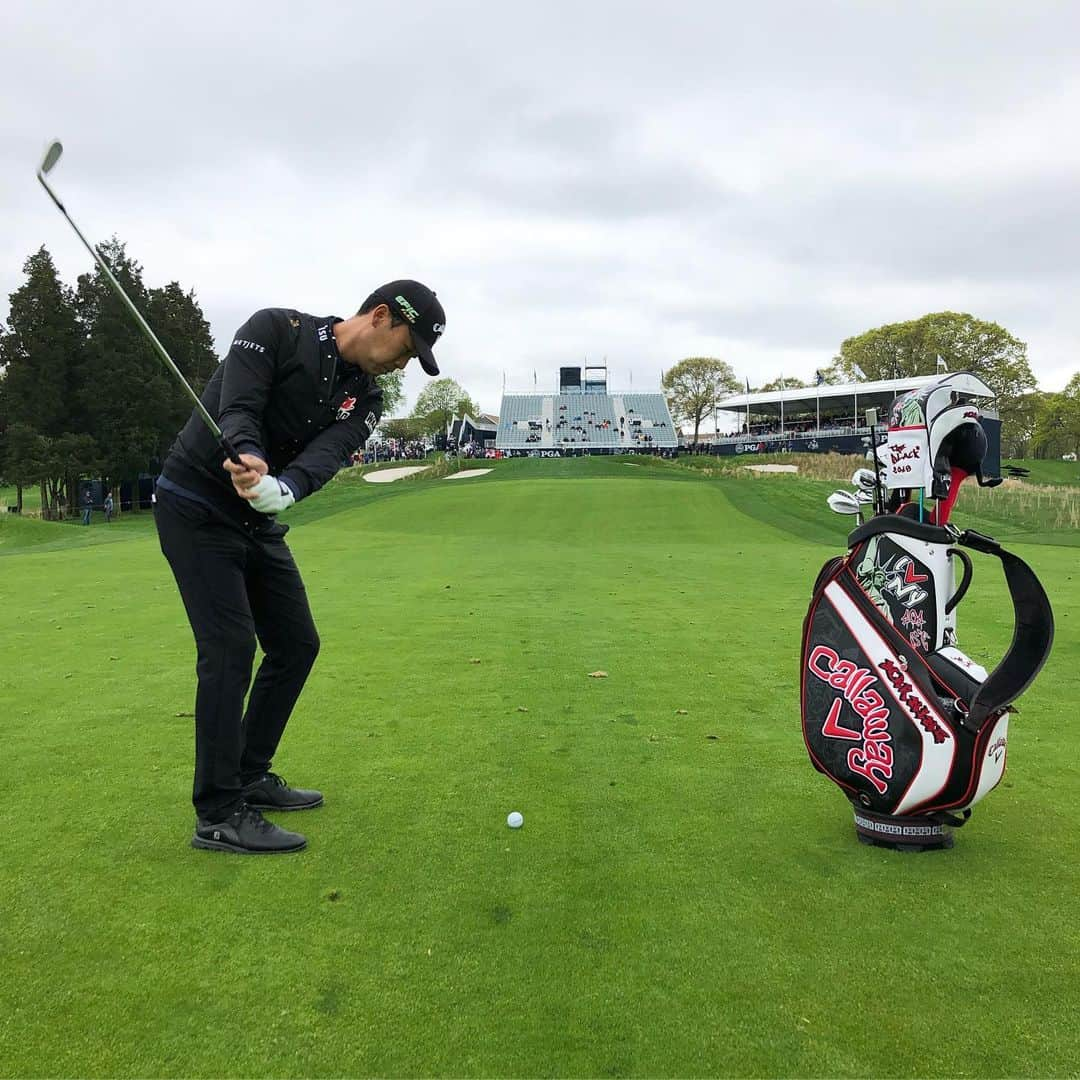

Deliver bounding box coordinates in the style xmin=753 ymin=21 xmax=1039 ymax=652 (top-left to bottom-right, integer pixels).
xmin=337 ymin=396 xmax=357 ymax=421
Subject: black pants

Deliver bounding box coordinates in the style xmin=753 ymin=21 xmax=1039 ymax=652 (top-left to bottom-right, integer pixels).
xmin=154 ymin=489 xmax=320 ymax=820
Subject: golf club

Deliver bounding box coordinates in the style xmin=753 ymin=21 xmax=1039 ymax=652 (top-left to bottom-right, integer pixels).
xmin=36 ymin=139 xmax=242 ymax=466
xmin=851 ymin=467 xmax=876 ymax=492
xmin=827 ymin=490 xmax=864 ymax=522
xmin=851 ymin=468 xmax=880 ymax=514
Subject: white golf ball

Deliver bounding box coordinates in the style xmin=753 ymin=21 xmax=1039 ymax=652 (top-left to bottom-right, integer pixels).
xmin=507 ymin=811 xmax=524 ymax=829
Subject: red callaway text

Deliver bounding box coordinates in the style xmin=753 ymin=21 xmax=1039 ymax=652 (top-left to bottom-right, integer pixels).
xmin=807 ymin=645 xmax=894 ymax=794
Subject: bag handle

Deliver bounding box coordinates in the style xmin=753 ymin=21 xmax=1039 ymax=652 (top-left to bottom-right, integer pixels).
xmin=945 ymin=548 xmax=973 ymax=615
xmin=955 ymin=530 xmax=1055 ymax=731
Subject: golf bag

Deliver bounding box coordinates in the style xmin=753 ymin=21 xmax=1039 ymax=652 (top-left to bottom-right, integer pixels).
xmin=801 ymin=372 xmax=1054 ymax=848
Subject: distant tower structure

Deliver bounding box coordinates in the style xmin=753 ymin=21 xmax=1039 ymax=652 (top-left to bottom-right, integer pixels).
xmin=583 ymin=365 xmax=608 ymax=394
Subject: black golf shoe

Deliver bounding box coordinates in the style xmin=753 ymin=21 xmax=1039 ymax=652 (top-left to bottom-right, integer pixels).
xmin=242 ymin=772 xmax=324 ymax=811
xmin=191 ymin=806 xmax=307 ymax=854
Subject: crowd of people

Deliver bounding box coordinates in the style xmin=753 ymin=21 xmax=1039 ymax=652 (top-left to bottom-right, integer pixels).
xmin=356 ymin=439 xmax=429 ymax=464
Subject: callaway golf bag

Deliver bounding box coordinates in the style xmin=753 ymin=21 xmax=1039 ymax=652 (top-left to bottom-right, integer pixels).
xmin=801 ymin=372 xmax=1054 ymax=849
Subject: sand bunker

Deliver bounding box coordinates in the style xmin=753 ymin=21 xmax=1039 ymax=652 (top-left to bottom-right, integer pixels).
xmin=743 ymin=464 xmax=799 ymax=474
xmin=363 ymin=466 xmax=430 ymax=483
xmin=445 ymin=469 xmax=493 ymax=480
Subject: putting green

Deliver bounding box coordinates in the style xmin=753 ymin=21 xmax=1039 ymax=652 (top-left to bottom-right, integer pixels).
xmin=1 ymin=458 xmax=1076 ymax=1078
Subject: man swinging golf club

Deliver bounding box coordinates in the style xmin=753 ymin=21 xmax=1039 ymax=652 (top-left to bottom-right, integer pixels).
xmin=35 ymin=140 xmax=446 ymax=853
xmin=155 ymin=283 xmax=446 ymax=853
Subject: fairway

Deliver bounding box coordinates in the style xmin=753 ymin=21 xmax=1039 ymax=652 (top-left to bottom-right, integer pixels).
xmin=1 ymin=458 xmax=1077 ymax=1078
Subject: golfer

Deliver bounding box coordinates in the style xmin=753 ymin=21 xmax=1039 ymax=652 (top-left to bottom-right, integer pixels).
xmin=154 ymin=281 xmax=445 ymax=854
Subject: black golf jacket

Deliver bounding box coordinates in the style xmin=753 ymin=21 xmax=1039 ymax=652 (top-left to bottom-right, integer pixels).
xmin=159 ymin=308 xmax=383 ymax=521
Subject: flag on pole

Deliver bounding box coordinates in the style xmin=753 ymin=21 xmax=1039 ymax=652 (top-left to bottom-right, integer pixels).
xmin=814 ymin=370 xmax=825 ymax=386
xmin=936 ymin=355 xmax=948 ymax=372
xmin=852 ymin=363 xmax=867 ymax=381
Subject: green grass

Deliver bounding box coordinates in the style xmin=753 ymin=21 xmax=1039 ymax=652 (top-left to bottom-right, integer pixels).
xmin=0 ymin=459 xmax=1077 ymax=1078
xmin=0 ymin=483 xmax=42 ymax=513
xmin=1000 ymin=458 xmax=1080 ymax=487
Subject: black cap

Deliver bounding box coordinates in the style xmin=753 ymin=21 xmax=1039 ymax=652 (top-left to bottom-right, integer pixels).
xmin=366 ymin=280 xmax=445 ymax=376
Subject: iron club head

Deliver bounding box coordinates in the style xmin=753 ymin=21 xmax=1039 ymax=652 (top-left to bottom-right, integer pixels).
xmin=38 ymin=140 xmax=63 ymax=181
xmin=827 ymin=491 xmax=863 ymax=516
xmin=851 ymin=467 xmax=877 ymax=491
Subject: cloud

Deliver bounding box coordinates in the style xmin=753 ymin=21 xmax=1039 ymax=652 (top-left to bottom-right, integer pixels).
xmin=3 ymin=0 xmax=1079 ymax=428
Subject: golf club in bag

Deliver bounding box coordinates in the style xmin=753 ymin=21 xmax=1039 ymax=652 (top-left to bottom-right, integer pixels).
xmin=801 ymin=371 xmax=1054 ymax=849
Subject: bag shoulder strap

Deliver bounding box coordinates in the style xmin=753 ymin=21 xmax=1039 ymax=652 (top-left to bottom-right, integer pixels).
xmin=957 ymin=530 xmax=1055 ymax=728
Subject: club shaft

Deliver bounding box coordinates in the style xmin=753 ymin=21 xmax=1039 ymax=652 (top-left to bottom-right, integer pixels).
xmin=37 ymin=173 xmax=242 ymax=465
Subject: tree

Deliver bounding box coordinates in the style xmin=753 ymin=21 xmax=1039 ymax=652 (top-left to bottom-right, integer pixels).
xmin=76 ymin=239 xmax=195 ymax=504
xmin=1031 ymin=374 xmax=1080 ymax=460
xmin=661 ymin=357 xmax=738 ymax=447
xmin=0 ymin=423 xmax=49 ymax=512
xmin=376 ymin=370 xmax=405 ymax=418
xmin=832 ymin=312 xmax=1037 ymax=449
xmin=0 ymin=248 xmax=87 ymax=517
xmin=379 ymin=416 xmax=426 ymax=442
xmin=1002 ymin=390 xmax=1043 ymax=459
xmin=410 ymin=378 xmax=479 ymax=445
xmin=1061 ymin=374 xmax=1080 ymax=457
xmin=145 ymin=282 xmax=218 ymax=396
xmin=758 ymin=376 xmax=807 ymax=392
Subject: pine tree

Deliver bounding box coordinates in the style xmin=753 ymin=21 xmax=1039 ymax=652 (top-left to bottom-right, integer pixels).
xmin=76 ymin=238 xmax=173 ymax=506
xmin=0 ymin=248 xmax=86 ymax=517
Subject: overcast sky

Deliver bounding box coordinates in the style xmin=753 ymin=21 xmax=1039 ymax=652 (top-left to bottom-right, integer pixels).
xmin=3 ymin=0 xmax=1077 ymax=420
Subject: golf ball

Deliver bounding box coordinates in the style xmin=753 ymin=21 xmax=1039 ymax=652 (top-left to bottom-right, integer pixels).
xmin=507 ymin=811 xmax=524 ymax=829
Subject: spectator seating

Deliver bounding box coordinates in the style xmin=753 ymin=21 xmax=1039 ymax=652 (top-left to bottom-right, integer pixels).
xmin=497 ymin=393 xmax=677 ymax=450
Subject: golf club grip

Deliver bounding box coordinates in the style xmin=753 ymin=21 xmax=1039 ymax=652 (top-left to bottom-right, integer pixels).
xmin=219 ymin=435 xmax=245 ymax=467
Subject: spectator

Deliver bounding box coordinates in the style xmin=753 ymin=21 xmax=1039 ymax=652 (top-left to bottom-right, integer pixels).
xmin=104 ymin=491 xmax=114 ymax=523
xmin=82 ymin=490 xmax=93 ymax=526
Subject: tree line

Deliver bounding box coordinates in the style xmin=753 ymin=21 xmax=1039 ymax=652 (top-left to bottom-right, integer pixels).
xmin=5 ymin=247 xmax=1075 ymax=517
xmin=0 ymin=243 xmax=217 ymax=517
xmin=662 ymin=312 xmax=1079 ymax=458
xmin=0 ymin=244 xmax=473 ymax=518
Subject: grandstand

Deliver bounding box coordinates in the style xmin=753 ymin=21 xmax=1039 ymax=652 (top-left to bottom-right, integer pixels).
xmin=496 ymin=366 xmax=677 ymax=453
xmin=706 ymin=374 xmax=1001 ymax=473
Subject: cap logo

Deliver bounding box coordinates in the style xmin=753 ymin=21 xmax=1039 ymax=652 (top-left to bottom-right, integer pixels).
xmin=394 ymin=295 xmax=420 ymax=324
xmin=432 ymin=323 xmax=445 ymax=336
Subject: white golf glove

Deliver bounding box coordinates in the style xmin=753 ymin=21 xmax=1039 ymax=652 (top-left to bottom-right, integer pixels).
xmin=247 ymin=474 xmax=296 ymax=515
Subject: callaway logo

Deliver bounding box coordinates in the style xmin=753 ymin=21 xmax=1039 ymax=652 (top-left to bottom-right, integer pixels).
xmin=807 ymin=645 xmax=894 ymax=795
xmin=395 ymin=295 xmax=420 ymax=324
xmin=233 ymin=339 xmax=266 ymax=353
xmin=337 ymin=396 xmax=357 ymax=421
xmin=988 ymin=736 xmax=1007 ymax=764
